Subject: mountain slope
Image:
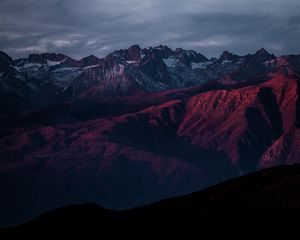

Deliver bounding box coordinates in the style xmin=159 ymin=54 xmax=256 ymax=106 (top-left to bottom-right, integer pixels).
xmin=0 ymin=71 xmax=299 ymax=227
xmin=1 ymin=45 xmax=300 ymax=228
xmin=2 ymin=164 xmax=300 ymax=237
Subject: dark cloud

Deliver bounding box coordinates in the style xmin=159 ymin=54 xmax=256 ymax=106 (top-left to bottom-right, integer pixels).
xmin=1 ymin=0 xmax=299 ymax=59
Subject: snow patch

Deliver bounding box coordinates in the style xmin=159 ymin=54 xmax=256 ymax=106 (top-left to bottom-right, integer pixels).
xmin=51 ymin=67 xmax=82 ymax=89
xmin=52 ymin=67 xmax=80 ymax=73
xmin=15 ymin=74 xmax=25 ymax=81
xmin=126 ymin=61 xmax=137 ymax=64
xmin=84 ymin=64 xmax=100 ymax=69
xmin=115 ymin=64 xmax=125 ymax=76
xmin=0 ymin=73 xmax=3 ymax=78
xmin=222 ymin=60 xmax=232 ymax=65
xmin=163 ymin=58 xmax=176 ymax=67
xmin=21 ymin=63 xmax=43 ymax=68
xmin=47 ymin=60 xmax=61 ymax=66
xmin=140 ymin=50 xmax=145 ymax=59
xmin=236 ymin=58 xmax=245 ymax=64
xmin=62 ymin=85 xmax=70 ymax=92
xmin=191 ymin=61 xmax=212 ymax=70
xmin=14 ymin=63 xmax=47 ymax=79
xmin=12 ymin=66 xmax=21 ymax=72
xmin=112 ymin=52 xmax=121 ymax=57
xmin=186 ymin=50 xmax=197 ymax=57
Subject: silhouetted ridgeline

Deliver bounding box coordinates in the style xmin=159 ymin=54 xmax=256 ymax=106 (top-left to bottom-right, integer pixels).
xmin=1 ymin=164 xmax=300 ymax=238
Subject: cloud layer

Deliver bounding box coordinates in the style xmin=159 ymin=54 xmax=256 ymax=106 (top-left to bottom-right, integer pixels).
xmin=1 ymin=0 xmax=299 ymax=59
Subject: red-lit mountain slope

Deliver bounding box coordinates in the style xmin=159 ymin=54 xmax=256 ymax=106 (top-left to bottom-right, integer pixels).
xmin=0 ymin=72 xmax=299 ymax=227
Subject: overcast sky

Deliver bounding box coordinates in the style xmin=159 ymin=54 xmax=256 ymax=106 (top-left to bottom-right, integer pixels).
xmin=1 ymin=0 xmax=299 ymax=59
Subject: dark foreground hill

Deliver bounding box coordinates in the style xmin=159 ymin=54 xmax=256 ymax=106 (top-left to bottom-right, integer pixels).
xmin=2 ymin=164 xmax=300 ymax=238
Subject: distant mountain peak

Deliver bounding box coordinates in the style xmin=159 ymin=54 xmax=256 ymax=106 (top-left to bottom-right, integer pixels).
xmin=254 ymin=48 xmax=276 ymax=61
xmin=24 ymin=52 xmax=68 ymax=65
xmin=256 ymin=48 xmax=269 ymax=55
xmin=80 ymin=55 xmax=101 ymax=67
xmin=128 ymin=44 xmax=141 ymax=50
xmin=154 ymin=44 xmax=170 ymax=50
xmin=80 ymin=54 xmax=100 ymax=62
xmin=0 ymin=51 xmax=13 ymax=68
xmin=127 ymin=44 xmax=142 ymax=61
xmin=153 ymin=45 xmax=173 ymax=55
xmin=86 ymin=54 xmax=98 ymax=58
xmin=219 ymin=50 xmax=235 ymax=61
xmin=0 ymin=51 xmax=12 ymax=59
xmin=219 ymin=50 xmax=240 ymax=62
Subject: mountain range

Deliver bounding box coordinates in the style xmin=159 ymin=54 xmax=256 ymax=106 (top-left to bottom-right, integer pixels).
xmin=0 ymin=45 xmax=300 ymax=228
xmin=1 ymin=45 xmax=288 ymax=112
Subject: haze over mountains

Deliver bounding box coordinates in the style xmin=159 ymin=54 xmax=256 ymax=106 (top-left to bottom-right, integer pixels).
xmin=0 ymin=45 xmax=300 ymax=228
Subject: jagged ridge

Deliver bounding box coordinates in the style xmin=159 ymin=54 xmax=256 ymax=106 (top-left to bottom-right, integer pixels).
xmin=0 ymin=45 xmax=291 ymax=112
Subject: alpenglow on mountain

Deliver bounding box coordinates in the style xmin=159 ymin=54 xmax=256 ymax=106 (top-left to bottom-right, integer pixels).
xmin=0 ymin=44 xmax=300 ymax=228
